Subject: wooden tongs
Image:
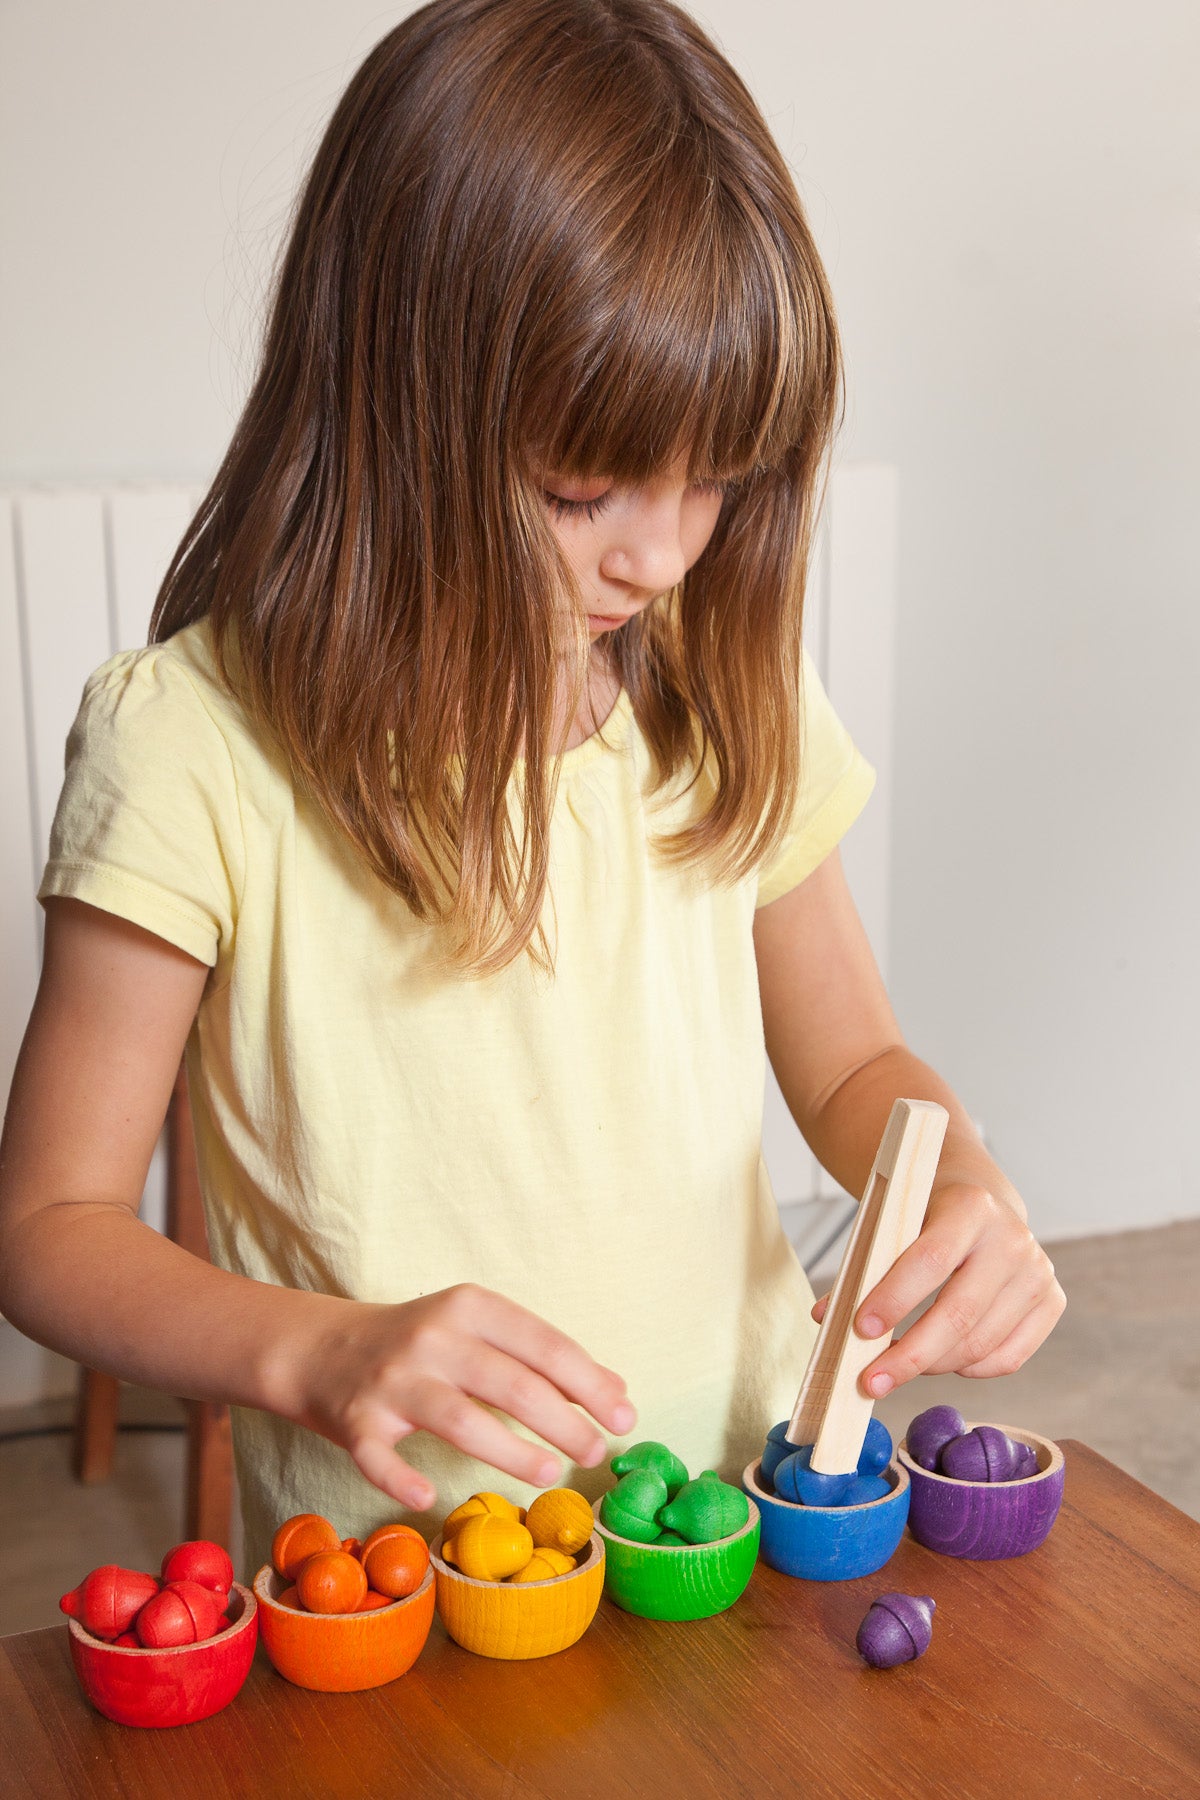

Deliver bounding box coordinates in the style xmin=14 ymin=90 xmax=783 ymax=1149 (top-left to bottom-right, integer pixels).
xmin=787 ymin=1097 xmax=949 ymax=1474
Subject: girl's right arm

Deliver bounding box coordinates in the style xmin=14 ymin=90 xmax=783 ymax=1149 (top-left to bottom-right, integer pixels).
xmin=0 ymin=897 xmax=634 ymax=1511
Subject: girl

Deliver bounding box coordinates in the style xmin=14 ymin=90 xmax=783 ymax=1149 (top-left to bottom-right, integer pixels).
xmin=0 ymin=0 xmax=1063 ymax=1576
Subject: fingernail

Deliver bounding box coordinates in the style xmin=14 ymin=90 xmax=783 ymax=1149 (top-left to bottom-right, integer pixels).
xmin=613 ymin=1402 xmax=635 ymax=1433
xmin=581 ymin=1439 xmax=606 ymax=1468
xmin=538 ymin=1457 xmax=560 ymax=1486
xmin=859 ymin=1313 xmax=884 ymax=1339
xmin=410 ymin=1484 xmax=435 ymax=1510
xmin=869 ymin=1373 xmax=894 ymax=1397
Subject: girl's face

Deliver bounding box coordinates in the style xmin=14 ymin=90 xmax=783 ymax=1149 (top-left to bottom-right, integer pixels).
xmin=541 ymin=455 xmax=730 ymax=637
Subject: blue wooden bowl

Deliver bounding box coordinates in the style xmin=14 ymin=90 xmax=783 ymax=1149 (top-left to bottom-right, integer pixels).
xmin=742 ymin=1457 xmax=910 ymax=1581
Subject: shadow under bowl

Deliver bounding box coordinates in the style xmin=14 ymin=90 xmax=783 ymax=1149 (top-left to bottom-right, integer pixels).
xmin=67 ymin=1581 xmax=258 ymax=1727
xmin=429 ymin=1530 xmax=605 ymax=1659
xmin=898 ymin=1421 xmax=1064 ymax=1559
xmin=253 ymin=1563 xmax=435 ymax=1691
xmin=591 ymin=1495 xmax=760 ymax=1620
xmin=743 ymin=1458 xmax=910 ymax=1582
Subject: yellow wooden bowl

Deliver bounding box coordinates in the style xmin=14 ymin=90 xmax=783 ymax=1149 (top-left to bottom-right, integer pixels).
xmin=429 ymin=1529 xmax=605 ymax=1659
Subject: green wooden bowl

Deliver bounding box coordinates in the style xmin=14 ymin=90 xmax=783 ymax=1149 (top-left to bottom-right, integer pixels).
xmin=590 ymin=1495 xmax=760 ymax=1621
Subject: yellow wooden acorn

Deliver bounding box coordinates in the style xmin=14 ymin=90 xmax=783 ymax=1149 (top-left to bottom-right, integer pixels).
xmin=508 ymin=1547 xmax=577 ymax=1583
xmin=442 ymin=1492 xmax=524 ymax=1538
xmin=443 ymin=1514 xmax=534 ymax=1582
xmin=525 ymin=1488 xmax=594 ymax=1556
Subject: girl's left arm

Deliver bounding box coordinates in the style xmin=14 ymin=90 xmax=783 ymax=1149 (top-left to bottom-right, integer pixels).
xmin=754 ymin=847 xmax=1066 ymax=1400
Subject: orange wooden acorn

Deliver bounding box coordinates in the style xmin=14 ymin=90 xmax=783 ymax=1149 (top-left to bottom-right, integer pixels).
xmin=296 ymin=1550 xmax=368 ymax=1615
xmin=59 ymin=1565 xmax=160 ymax=1641
xmin=360 ymin=1522 xmax=427 ymax=1561
xmin=272 ymin=1513 xmax=342 ymax=1581
xmin=362 ymin=1533 xmax=429 ymax=1600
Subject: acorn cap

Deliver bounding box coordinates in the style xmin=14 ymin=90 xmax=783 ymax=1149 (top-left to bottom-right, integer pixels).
xmin=599 ymin=1469 xmax=669 ymax=1542
xmin=609 ymin=1441 xmax=688 ymax=1498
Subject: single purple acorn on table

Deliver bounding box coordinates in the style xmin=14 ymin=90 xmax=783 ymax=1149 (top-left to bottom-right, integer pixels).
xmin=856 ymin=1592 xmax=936 ymax=1667
xmin=905 ymin=1404 xmax=967 ymax=1472
xmin=940 ymin=1424 xmax=1024 ymax=1484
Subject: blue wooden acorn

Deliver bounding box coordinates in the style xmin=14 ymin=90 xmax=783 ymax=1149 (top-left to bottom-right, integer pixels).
xmin=773 ymin=1446 xmax=854 ymax=1507
xmin=857 ymin=1418 xmax=894 ymax=1477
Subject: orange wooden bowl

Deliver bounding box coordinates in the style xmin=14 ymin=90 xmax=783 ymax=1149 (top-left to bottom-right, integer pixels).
xmin=67 ymin=1581 xmax=257 ymax=1727
xmin=253 ymin=1564 xmax=435 ymax=1691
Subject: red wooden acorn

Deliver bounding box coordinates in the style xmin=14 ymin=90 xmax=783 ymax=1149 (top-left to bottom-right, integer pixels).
xmin=136 ymin=1578 xmax=226 ymax=1647
xmin=59 ymin=1565 xmax=160 ymax=1641
xmin=160 ymin=1538 xmax=234 ymax=1606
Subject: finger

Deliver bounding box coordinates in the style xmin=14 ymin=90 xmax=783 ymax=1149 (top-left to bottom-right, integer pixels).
xmin=811 ymin=1294 xmax=830 ymax=1323
xmin=462 ymin=1286 xmax=637 ymax=1434
xmin=446 ymin=1341 xmax=612 ymax=1469
xmin=952 ymin=1286 xmax=1067 ymax=1380
xmin=857 ymin=1257 xmax=1012 ymax=1397
xmin=852 ymin=1197 xmax=991 ymax=1341
xmin=349 ymin=1430 xmax=439 ymax=1513
xmin=911 ymin=1271 xmax=1047 ymax=1377
xmin=405 ymin=1375 xmax=569 ymax=1488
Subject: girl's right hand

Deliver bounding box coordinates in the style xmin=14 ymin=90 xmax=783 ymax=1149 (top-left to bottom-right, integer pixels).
xmin=275 ymin=1284 xmax=637 ymax=1512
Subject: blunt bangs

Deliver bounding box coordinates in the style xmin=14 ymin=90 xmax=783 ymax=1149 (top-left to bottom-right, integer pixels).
xmin=511 ymin=139 xmax=821 ymax=492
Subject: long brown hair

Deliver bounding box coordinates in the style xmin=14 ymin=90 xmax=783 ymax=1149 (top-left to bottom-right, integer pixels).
xmin=151 ymin=0 xmax=843 ymax=976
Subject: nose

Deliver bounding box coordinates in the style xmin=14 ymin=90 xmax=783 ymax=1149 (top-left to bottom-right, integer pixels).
xmin=598 ymin=494 xmax=689 ymax=598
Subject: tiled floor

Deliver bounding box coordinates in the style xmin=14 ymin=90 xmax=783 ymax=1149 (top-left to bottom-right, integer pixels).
xmin=2 ymin=1218 xmax=1196 ymax=1638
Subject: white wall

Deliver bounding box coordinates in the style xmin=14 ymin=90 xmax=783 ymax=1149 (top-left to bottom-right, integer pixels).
xmin=2 ymin=0 xmax=1197 ymax=1245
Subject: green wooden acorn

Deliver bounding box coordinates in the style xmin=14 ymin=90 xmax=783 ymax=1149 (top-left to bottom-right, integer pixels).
xmin=610 ymin=1441 xmax=688 ymax=1500
xmin=599 ymin=1469 xmax=669 ymax=1543
xmin=658 ymin=1476 xmax=750 ymax=1545
xmin=654 ymin=1531 xmax=688 ymax=1547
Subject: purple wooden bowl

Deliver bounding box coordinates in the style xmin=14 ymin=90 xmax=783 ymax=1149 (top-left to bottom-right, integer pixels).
xmin=898 ymin=1421 xmax=1064 ymax=1559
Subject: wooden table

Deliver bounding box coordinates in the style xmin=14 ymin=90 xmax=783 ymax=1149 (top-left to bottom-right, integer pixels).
xmin=2 ymin=1443 xmax=1198 ymax=1799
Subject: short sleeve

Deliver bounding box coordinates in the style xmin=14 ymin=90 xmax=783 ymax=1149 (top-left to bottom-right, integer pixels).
xmin=37 ymin=644 xmax=244 ymax=966
xmin=754 ymin=650 xmax=876 ymax=907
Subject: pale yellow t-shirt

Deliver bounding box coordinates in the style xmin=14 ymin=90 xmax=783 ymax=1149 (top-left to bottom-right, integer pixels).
xmin=38 ymin=618 xmax=874 ymax=1577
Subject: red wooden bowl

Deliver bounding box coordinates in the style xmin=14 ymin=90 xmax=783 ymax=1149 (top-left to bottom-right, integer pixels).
xmin=253 ymin=1564 xmax=435 ymax=1690
xmin=67 ymin=1581 xmax=257 ymax=1727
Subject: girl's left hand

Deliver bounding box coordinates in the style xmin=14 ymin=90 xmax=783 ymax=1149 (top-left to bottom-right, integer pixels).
xmin=810 ymin=1180 xmax=1066 ymax=1398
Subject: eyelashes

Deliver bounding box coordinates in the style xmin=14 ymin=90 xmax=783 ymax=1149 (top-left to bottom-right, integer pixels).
xmin=543 ymin=478 xmax=740 ymax=521
xmin=544 ymin=489 xmax=616 ymax=522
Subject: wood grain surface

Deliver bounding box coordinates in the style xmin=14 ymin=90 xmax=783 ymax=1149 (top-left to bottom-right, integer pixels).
xmin=2 ymin=1442 xmax=1198 ymax=1800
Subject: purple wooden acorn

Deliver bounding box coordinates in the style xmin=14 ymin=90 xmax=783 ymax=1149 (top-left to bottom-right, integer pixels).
xmin=940 ymin=1425 xmax=1022 ymax=1483
xmin=1011 ymin=1440 xmax=1040 ymax=1480
xmin=856 ymin=1592 xmax=936 ymax=1667
xmin=905 ymin=1404 xmax=966 ymax=1472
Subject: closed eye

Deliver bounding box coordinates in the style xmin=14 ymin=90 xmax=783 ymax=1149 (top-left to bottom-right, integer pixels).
xmin=543 ymin=489 xmax=616 ymax=521
xmin=543 ymin=478 xmax=739 ymax=521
